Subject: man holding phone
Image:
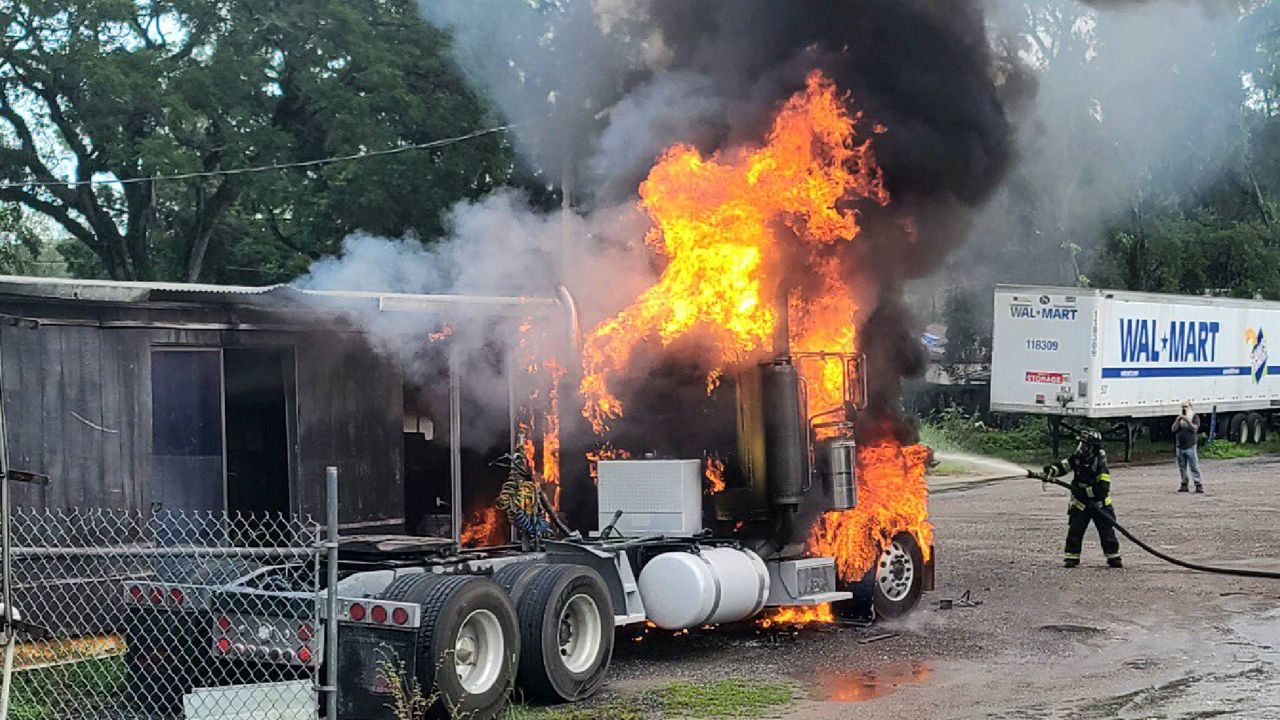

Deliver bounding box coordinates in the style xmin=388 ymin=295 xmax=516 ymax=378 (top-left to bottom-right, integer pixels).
xmin=1172 ymin=401 xmax=1203 ymax=493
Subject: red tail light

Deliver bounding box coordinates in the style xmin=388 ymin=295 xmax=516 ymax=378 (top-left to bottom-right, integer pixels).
xmin=349 ymin=603 xmax=366 ymax=622
xmin=391 ymin=608 xmax=409 ymax=626
xmin=298 ymin=623 xmax=314 ymax=641
xmin=168 ymin=588 xmax=185 ymax=605
xmin=149 ymin=588 xmax=165 ymax=605
xmin=215 ymin=638 xmax=231 ymax=654
xmin=297 ymin=646 xmax=313 ymax=664
xmin=216 ymin=616 xmax=232 ymax=632
xmin=128 ymin=586 xmax=144 ymax=602
xmin=370 ymin=605 xmax=388 ymax=624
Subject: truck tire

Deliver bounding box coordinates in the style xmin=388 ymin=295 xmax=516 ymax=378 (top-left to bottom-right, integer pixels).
xmin=1248 ymin=413 xmax=1267 ymax=444
xmin=1229 ymin=414 xmax=1249 ymax=444
xmin=381 ymin=573 xmax=519 ymax=720
xmin=514 ymin=564 xmax=614 ymax=703
xmin=494 ymin=561 xmax=546 ymax=601
xmin=871 ymin=532 xmax=925 ymax=619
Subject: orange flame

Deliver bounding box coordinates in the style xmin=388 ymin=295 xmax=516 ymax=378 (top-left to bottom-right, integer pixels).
xmin=516 ymin=319 xmax=564 ymax=510
xmin=704 ymin=455 xmax=726 ymax=494
xmin=758 ymin=603 xmax=834 ymax=628
xmin=810 ymin=442 xmax=933 ymax=582
xmin=580 ymin=70 xmax=887 ymax=432
xmin=459 ymin=506 xmax=504 ymax=548
xmin=587 ymin=443 xmax=631 ymax=482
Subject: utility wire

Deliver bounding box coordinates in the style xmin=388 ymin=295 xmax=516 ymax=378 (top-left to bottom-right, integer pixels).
xmin=0 ymin=123 xmax=516 ymax=191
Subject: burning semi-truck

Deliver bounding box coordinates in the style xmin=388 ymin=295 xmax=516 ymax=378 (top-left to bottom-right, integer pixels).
xmin=121 ymin=300 xmax=934 ymax=719
xmin=121 ymin=72 xmax=936 ymax=719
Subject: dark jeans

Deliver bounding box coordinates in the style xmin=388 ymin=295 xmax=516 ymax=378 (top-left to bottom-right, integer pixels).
xmin=1177 ymin=447 xmax=1203 ymax=488
xmin=1065 ymin=505 xmax=1121 ymax=561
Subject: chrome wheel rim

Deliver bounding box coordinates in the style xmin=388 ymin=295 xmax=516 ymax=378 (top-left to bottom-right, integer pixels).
xmin=558 ymin=593 xmax=601 ymax=674
xmin=454 ymin=609 xmax=504 ymax=695
xmin=877 ymin=540 xmax=915 ymax=602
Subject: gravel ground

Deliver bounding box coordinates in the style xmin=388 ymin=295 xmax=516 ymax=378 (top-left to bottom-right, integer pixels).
xmin=602 ymin=455 xmax=1280 ymax=719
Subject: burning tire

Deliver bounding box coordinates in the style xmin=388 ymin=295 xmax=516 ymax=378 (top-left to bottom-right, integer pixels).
xmin=871 ymin=532 xmax=924 ymax=619
xmin=381 ymin=574 xmax=519 ymax=720
xmin=513 ymin=564 xmax=614 ymax=703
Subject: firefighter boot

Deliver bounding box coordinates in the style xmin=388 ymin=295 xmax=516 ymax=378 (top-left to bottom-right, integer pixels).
xmin=1064 ymin=557 xmax=1080 ymax=568
xmin=1107 ymin=557 xmax=1124 ymax=568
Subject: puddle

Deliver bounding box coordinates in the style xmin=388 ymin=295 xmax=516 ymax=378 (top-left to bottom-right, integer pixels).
xmin=812 ymin=659 xmax=933 ymax=702
xmin=1038 ymin=623 xmax=1105 ymax=635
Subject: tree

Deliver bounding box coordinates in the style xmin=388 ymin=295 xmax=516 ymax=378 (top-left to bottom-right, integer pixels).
xmin=0 ymin=0 xmax=511 ymax=282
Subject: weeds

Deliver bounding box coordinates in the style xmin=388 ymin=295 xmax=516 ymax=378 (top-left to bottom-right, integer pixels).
xmin=657 ymin=677 xmax=796 ymax=718
xmin=379 ymin=655 xmax=434 ymax=720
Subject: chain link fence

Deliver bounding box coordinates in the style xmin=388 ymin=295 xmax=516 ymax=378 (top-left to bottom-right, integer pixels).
xmin=3 ymin=507 xmax=325 ymax=720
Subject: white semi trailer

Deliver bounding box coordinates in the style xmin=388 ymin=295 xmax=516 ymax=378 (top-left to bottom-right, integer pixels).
xmin=991 ymin=284 xmax=1280 ymax=455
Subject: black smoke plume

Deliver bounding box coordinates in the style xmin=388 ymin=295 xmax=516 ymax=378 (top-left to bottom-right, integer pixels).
xmin=419 ymin=0 xmax=1031 ymax=446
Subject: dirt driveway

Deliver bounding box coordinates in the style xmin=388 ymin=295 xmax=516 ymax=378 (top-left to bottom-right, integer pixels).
xmin=605 ymin=455 xmax=1280 ymax=719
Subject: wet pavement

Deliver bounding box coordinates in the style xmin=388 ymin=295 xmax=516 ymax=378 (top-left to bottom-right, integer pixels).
xmin=604 ymin=454 xmax=1280 ymax=718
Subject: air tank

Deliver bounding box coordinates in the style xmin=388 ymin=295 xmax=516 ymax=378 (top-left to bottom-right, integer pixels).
xmin=824 ymin=438 xmax=857 ymax=511
xmin=637 ymin=547 xmax=770 ymax=630
xmin=760 ymin=361 xmax=806 ymax=507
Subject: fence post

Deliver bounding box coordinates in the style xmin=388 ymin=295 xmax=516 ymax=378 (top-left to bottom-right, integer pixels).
xmin=325 ymin=466 xmax=340 ymax=720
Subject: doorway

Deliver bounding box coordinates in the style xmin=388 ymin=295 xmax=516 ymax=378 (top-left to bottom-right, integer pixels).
xmin=223 ymin=348 xmax=293 ymax=520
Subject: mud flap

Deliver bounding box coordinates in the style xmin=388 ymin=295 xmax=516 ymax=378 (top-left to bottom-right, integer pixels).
xmin=923 ymin=544 xmax=936 ymax=592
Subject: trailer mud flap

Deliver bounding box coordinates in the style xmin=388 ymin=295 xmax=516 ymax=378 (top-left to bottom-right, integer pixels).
xmin=337 ymin=627 xmax=418 ymax=720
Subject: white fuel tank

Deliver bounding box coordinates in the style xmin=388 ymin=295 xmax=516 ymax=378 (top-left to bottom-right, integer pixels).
xmin=637 ymin=547 xmax=770 ymax=630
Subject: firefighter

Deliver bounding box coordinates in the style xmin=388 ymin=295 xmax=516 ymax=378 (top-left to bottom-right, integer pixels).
xmin=1043 ymin=428 xmax=1123 ymax=568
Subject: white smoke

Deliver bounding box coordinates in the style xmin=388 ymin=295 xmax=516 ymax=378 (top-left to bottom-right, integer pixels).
xmin=947 ymin=0 xmax=1253 ymax=288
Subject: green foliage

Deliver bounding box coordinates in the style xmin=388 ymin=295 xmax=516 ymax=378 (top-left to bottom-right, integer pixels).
xmin=1 ymin=0 xmax=512 ymax=282
xmin=509 ymin=677 xmax=796 ymax=720
xmin=1199 ymin=436 xmax=1280 ymax=460
xmin=1200 ymin=438 xmax=1254 ymax=460
xmin=942 ymin=287 xmax=991 ymax=364
xmin=656 ymin=678 xmax=796 ymax=719
xmin=1091 ymin=214 xmax=1280 ymax=299
xmin=919 ymin=406 xmax=1052 ymax=463
xmin=9 ymin=655 xmax=126 ymax=720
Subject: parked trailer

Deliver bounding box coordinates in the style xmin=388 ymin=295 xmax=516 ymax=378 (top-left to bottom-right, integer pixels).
xmin=991 ymin=284 xmax=1280 ymax=455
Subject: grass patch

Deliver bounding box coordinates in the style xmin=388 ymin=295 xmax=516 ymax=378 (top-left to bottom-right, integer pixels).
xmin=927 ymin=460 xmax=968 ymax=477
xmin=918 ymin=407 xmax=1056 ymax=464
xmin=9 ymin=655 xmax=125 ymax=720
xmin=657 ymin=678 xmax=796 ymax=718
xmin=1197 ymin=437 xmax=1280 ymax=459
xmin=509 ymin=677 xmax=797 ymax=720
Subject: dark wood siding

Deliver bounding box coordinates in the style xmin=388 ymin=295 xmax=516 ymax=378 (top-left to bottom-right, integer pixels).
xmin=294 ymin=331 xmax=404 ymax=529
xmin=0 ymin=301 xmax=405 ymax=526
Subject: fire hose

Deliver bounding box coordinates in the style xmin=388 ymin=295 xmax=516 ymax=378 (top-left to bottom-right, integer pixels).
xmin=1027 ymin=471 xmax=1280 ymax=580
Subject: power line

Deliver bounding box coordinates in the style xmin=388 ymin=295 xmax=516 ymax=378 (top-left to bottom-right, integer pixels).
xmin=0 ymin=123 xmax=516 ymax=191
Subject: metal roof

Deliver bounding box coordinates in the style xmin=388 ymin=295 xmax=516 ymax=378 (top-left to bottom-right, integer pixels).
xmin=0 ymin=275 xmax=562 ymax=317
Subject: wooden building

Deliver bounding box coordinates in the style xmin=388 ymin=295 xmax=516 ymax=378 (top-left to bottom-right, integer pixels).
xmin=0 ymin=276 xmax=564 ymax=537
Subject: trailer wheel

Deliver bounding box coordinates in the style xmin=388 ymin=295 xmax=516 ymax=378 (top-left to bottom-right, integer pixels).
xmin=871 ymin=532 xmax=925 ymax=619
xmin=1248 ymin=413 xmax=1267 ymax=444
xmin=1229 ymin=414 xmax=1249 ymax=444
xmin=381 ymin=574 xmax=519 ymax=720
xmin=514 ymin=564 xmax=614 ymax=703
